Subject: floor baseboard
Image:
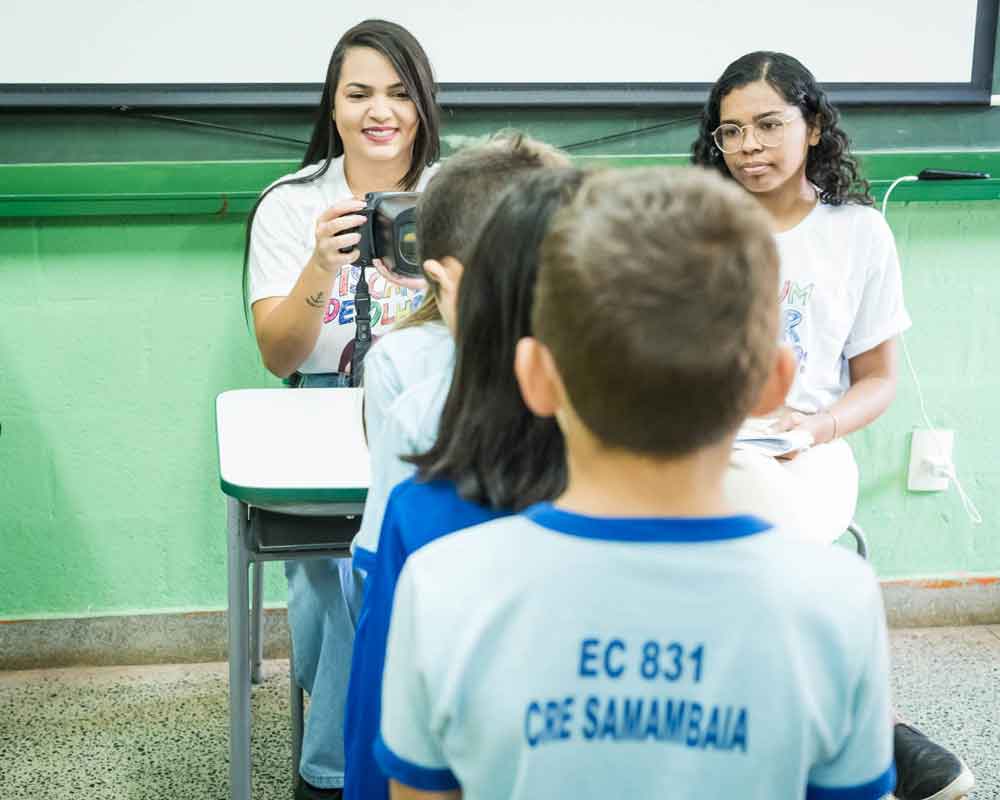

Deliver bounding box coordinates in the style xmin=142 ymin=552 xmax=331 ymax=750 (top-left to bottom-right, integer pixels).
xmin=0 ymin=608 xmax=290 ymax=671
xmin=881 ymin=575 xmax=1000 ymax=628
xmin=3 ymin=576 xmax=998 ymax=670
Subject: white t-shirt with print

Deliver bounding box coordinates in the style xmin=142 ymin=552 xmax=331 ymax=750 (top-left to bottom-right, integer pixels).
xmin=377 ymin=508 xmax=895 ymax=800
xmin=248 ymin=156 xmax=437 ymax=374
xmin=775 ymin=202 xmax=911 ymax=413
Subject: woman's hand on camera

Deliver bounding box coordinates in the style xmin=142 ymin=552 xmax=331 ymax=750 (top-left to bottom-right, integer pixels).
xmin=313 ymin=199 xmax=368 ymax=273
xmin=373 ymin=257 xmax=427 ymax=292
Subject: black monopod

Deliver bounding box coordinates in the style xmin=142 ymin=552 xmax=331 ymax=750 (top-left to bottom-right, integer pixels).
xmin=351 ymin=268 xmax=374 ymax=387
xmin=339 ymin=192 xmax=421 ymax=386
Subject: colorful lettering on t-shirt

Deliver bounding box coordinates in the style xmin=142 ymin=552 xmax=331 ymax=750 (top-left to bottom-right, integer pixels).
xmin=779 ymin=280 xmax=814 ymax=372
xmin=783 ymin=308 xmax=807 ymax=371
xmin=325 ymin=265 xmax=412 ymax=330
xmin=323 ymin=298 xmax=341 ymax=325
xmin=779 ymin=280 xmax=814 ymax=307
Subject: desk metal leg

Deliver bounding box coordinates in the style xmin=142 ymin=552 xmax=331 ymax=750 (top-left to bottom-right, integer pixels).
xmin=250 ymin=561 xmax=265 ymax=684
xmin=227 ymin=497 xmax=253 ymax=800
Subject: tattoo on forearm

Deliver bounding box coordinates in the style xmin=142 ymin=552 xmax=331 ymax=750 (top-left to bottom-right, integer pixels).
xmin=305 ymin=292 xmax=325 ymax=309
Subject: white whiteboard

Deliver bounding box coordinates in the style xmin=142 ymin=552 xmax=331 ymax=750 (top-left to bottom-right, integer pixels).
xmin=3 ymin=0 xmax=995 ymax=106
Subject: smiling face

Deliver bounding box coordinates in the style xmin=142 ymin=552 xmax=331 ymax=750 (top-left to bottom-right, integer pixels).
xmin=333 ymin=46 xmax=419 ymax=171
xmin=717 ymin=79 xmax=819 ymax=199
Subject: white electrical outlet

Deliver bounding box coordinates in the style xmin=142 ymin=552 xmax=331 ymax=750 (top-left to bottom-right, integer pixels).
xmin=907 ymin=429 xmax=954 ymax=492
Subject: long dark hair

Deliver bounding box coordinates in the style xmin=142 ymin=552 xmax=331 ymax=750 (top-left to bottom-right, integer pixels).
xmin=241 ymin=19 xmax=441 ymax=319
xmin=691 ymin=51 xmax=871 ymax=206
xmin=407 ymin=168 xmax=585 ymax=510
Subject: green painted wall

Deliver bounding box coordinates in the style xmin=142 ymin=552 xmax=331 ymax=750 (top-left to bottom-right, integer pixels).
xmin=2 ymin=182 xmax=998 ymax=620
xmin=2 ymin=96 xmax=1000 ymax=618
xmin=852 ymin=201 xmax=999 ymax=575
xmin=0 ymin=213 xmax=284 ymax=617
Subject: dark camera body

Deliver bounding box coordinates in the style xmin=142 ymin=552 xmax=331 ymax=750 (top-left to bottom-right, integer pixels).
xmin=340 ymin=191 xmax=422 ymax=278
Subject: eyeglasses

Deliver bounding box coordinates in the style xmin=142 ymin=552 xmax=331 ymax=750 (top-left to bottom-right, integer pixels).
xmin=711 ymin=114 xmax=799 ymax=154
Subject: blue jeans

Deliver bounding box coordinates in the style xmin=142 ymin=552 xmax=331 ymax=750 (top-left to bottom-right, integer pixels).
xmin=288 ymin=370 xmax=363 ymax=788
xmin=286 ymin=558 xmax=365 ymax=788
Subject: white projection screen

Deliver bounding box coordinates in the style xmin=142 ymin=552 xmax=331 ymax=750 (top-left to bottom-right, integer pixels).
xmin=2 ymin=0 xmax=996 ymax=107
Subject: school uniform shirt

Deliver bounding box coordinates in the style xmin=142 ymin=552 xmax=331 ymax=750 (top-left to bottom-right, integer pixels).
xmin=776 ymin=202 xmax=911 ymax=414
xmin=377 ymin=507 xmax=895 ymax=800
xmin=362 ymin=320 xmax=454 ymax=469
xmin=343 ymin=478 xmax=509 ymax=800
xmin=247 ymin=157 xmax=437 ymax=374
xmin=352 ymin=369 xmax=451 ymax=572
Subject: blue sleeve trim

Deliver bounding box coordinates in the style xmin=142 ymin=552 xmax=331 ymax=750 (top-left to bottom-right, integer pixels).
xmin=807 ymin=763 xmax=896 ymax=800
xmin=353 ymin=546 xmax=376 ymax=576
xmin=373 ymin=734 xmax=460 ymax=792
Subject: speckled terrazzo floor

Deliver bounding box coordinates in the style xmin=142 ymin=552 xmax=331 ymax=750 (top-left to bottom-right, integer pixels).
xmin=0 ymin=660 xmax=296 ymax=800
xmin=889 ymin=626 xmax=1000 ymax=798
xmin=0 ymin=627 xmax=998 ymax=800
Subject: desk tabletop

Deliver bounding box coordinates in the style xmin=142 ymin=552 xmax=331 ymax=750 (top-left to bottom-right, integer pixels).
xmin=216 ymin=388 xmax=369 ymax=505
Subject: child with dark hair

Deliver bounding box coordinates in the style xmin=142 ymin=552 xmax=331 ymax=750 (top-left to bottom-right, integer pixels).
xmin=356 ymin=132 xmax=570 ymax=568
xmin=691 ymin=51 xmax=972 ymax=800
xmin=343 ymin=168 xmax=583 ymax=800
xmin=378 ymin=166 xmax=894 ymax=800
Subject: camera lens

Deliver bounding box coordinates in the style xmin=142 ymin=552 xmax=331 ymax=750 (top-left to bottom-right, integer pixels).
xmin=399 ymin=222 xmax=419 ymax=265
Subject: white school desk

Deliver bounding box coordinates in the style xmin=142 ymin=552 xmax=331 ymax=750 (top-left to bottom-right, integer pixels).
xmin=216 ymin=387 xmax=369 ymax=800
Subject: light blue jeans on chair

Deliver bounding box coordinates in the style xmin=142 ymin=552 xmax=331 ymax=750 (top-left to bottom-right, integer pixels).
xmin=288 ymin=370 xmax=365 ymax=789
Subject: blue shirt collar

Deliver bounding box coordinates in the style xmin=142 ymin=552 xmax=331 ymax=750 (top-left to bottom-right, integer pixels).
xmin=524 ymin=503 xmax=773 ymax=544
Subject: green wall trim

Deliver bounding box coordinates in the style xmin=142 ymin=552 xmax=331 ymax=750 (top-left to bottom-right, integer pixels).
xmin=0 ymin=159 xmax=293 ymax=218
xmin=3 ymin=151 xmax=1000 ymax=218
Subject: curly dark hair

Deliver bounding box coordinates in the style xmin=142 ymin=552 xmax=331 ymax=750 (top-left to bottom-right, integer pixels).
xmin=691 ymin=51 xmax=871 ymax=206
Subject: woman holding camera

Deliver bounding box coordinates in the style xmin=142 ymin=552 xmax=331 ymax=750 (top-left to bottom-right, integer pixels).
xmin=244 ymin=19 xmax=440 ymax=799
xmin=246 ymin=19 xmax=440 ymax=387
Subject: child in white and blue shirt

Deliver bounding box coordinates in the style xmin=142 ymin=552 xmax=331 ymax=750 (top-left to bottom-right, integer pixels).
xmin=342 ymin=138 xmax=572 ymax=800
xmin=377 ymin=167 xmax=894 ymax=800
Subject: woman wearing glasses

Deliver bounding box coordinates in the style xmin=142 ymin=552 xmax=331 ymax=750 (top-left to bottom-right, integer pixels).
xmin=692 ymin=51 xmax=972 ymax=800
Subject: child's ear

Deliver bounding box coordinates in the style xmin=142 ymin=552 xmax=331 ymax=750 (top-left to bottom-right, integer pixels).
xmin=750 ymin=345 xmax=796 ymax=417
xmin=514 ymin=337 xmax=563 ymax=418
xmin=423 ymin=257 xmax=465 ymax=333
xmin=422 ymin=256 xmax=464 ymax=289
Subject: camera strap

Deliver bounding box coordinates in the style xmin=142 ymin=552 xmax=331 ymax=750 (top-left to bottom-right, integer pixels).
xmin=350 ymin=266 xmax=372 ymax=387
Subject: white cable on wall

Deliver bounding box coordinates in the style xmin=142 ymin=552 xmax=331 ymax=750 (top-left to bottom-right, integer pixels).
xmin=881 ymin=177 xmax=982 ymax=524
